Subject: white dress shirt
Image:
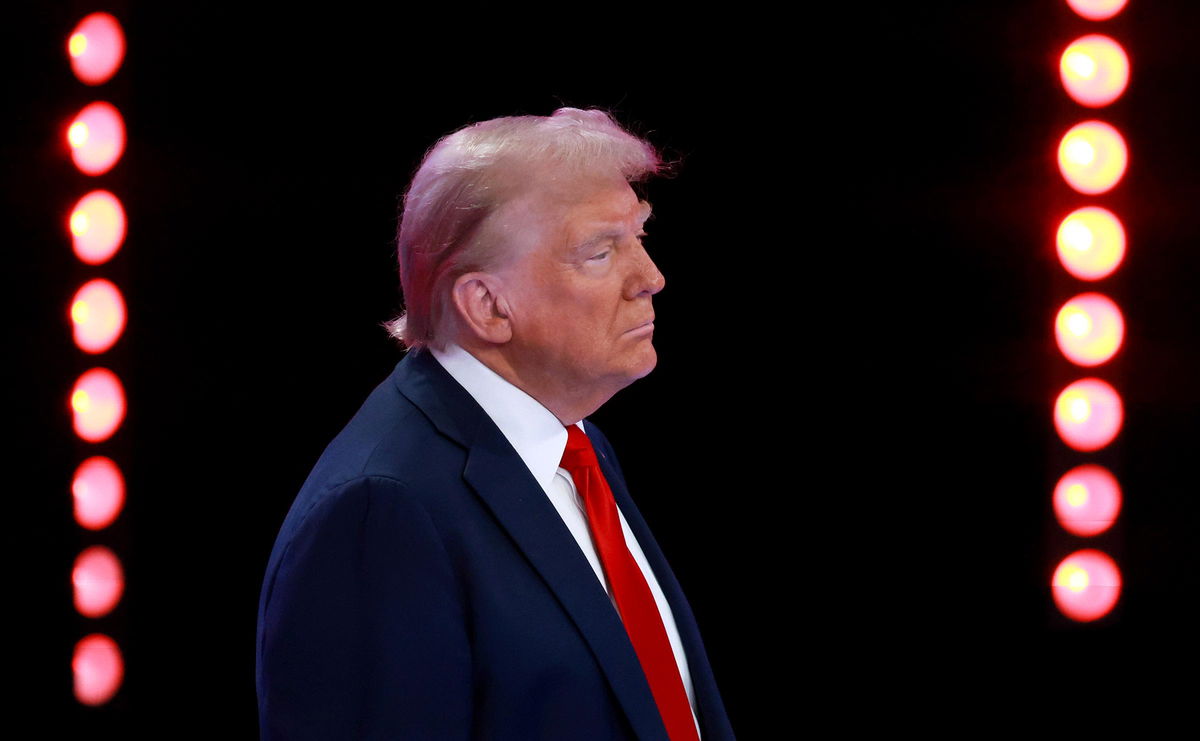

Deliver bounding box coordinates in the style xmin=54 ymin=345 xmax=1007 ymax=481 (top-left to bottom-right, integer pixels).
xmin=430 ymin=343 xmax=700 ymax=733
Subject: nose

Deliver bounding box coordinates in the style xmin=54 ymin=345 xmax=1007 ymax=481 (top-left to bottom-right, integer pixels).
xmin=626 ymin=241 xmax=665 ymax=299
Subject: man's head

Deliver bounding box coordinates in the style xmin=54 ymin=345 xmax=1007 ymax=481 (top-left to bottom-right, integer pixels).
xmin=388 ymin=108 xmax=666 ymax=422
xmin=388 ymin=108 xmax=661 ymax=350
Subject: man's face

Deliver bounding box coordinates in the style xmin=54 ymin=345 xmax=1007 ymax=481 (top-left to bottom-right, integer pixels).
xmin=497 ymin=175 xmax=664 ymax=409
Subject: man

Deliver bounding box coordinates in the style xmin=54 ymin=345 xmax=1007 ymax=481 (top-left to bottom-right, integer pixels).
xmin=256 ymin=108 xmax=734 ymax=740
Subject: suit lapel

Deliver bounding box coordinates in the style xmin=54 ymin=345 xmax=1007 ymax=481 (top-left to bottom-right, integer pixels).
xmin=394 ymin=351 xmax=671 ymax=741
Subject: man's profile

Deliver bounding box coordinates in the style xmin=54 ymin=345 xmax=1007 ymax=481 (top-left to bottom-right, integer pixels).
xmin=256 ymin=108 xmax=733 ymax=740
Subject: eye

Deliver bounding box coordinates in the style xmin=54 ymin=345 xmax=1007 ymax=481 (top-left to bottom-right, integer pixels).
xmin=588 ymin=250 xmax=611 ymax=262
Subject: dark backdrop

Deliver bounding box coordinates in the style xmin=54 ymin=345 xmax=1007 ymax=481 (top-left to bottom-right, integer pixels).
xmin=10 ymin=0 xmax=1199 ymax=734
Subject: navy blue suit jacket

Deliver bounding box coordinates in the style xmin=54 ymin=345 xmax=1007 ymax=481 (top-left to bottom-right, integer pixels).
xmin=256 ymin=350 xmax=734 ymax=739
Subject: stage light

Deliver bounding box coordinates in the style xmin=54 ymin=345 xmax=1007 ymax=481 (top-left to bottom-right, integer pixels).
xmin=69 ymin=190 xmax=127 ymax=265
xmin=71 ymin=368 xmax=126 ymax=443
xmin=67 ymin=12 xmax=125 ymax=86
xmin=67 ymin=102 xmax=126 ymax=176
xmin=1060 ymin=35 xmax=1129 ymax=108
xmin=73 ymin=546 xmax=125 ymax=618
xmin=1065 ymin=0 xmax=1128 ymax=22
xmin=70 ymin=278 xmax=127 ymax=354
xmin=1054 ymin=378 xmax=1122 ymax=451
xmin=1052 ymin=549 xmax=1121 ymax=622
xmin=73 ymin=634 xmax=124 ymax=706
xmin=72 ymin=456 xmax=125 ymax=530
xmin=1057 ymin=121 xmax=1127 ymax=195
xmin=1054 ymin=292 xmax=1124 ymax=366
xmin=1056 ymin=206 xmax=1125 ymax=280
xmin=1054 ymin=464 xmax=1121 ymax=536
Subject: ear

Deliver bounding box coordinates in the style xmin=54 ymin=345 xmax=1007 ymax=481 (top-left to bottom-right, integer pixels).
xmin=450 ymin=271 xmax=513 ymax=344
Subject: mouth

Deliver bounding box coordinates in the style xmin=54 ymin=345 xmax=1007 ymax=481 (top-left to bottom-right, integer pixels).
xmin=625 ymin=318 xmax=655 ymax=335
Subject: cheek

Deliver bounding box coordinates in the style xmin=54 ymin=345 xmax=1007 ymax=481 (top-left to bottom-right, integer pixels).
xmin=516 ymin=275 xmax=620 ymax=350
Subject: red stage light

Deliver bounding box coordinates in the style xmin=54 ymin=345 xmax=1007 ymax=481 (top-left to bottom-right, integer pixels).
xmin=67 ymin=102 xmax=126 ymax=176
xmin=1054 ymin=378 xmax=1123 ymax=451
xmin=71 ymin=368 xmax=126 ymax=443
xmin=1060 ymin=35 xmax=1129 ymax=108
xmin=1056 ymin=206 xmax=1125 ymax=280
xmin=1052 ymin=549 xmax=1121 ymax=622
xmin=72 ymin=456 xmax=125 ymax=530
xmin=1054 ymin=292 xmax=1124 ymax=367
xmin=70 ymin=278 xmax=127 ymax=354
xmin=73 ymin=634 xmax=124 ymax=706
xmin=72 ymin=546 xmax=125 ymax=618
xmin=67 ymin=12 xmax=126 ymax=86
xmin=69 ymin=190 xmax=127 ymax=265
xmin=1054 ymin=464 xmax=1122 ymax=536
xmin=1057 ymin=121 xmax=1127 ymax=195
xmin=1065 ymin=0 xmax=1128 ymax=22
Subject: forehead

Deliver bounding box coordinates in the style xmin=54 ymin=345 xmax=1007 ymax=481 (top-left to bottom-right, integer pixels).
xmin=488 ymin=173 xmax=649 ymax=264
xmin=541 ymin=177 xmax=649 ymax=240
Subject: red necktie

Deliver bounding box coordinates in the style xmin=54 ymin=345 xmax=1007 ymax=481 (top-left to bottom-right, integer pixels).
xmin=560 ymin=425 xmax=700 ymax=741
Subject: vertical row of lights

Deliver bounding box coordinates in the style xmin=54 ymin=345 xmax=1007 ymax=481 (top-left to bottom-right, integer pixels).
xmin=1049 ymin=0 xmax=1130 ymax=623
xmin=65 ymin=12 xmax=129 ymax=706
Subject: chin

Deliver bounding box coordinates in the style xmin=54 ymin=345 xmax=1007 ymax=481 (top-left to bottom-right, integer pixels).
xmin=629 ymin=346 xmax=658 ymax=380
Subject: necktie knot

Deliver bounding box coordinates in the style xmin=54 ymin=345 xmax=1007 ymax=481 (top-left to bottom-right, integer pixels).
xmin=561 ymin=424 xmax=599 ymax=470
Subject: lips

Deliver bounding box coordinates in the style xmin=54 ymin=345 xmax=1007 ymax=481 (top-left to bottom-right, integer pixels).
xmin=625 ymin=317 xmax=655 ymax=333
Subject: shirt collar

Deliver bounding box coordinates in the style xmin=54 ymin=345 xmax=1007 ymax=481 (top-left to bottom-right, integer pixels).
xmin=430 ymin=343 xmax=579 ymax=494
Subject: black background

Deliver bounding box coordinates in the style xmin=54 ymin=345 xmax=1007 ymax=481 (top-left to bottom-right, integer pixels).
xmin=9 ymin=0 xmax=1199 ymax=734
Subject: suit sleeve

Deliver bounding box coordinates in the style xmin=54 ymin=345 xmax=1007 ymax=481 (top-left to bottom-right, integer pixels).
xmin=258 ymin=476 xmax=472 ymax=740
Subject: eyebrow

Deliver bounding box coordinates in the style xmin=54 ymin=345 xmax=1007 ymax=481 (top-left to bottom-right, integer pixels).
xmin=573 ymin=201 xmax=654 ymax=253
xmin=636 ymin=200 xmax=653 ymax=226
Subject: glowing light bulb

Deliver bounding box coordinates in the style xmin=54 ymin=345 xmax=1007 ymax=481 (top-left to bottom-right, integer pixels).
xmin=1058 ymin=121 xmax=1127 ymax=195
xmin=1065 ymin=0 xmax=1128 ymax=22
xmin=69 ymin=190 xmax=126 ymax=265
xmin=73 ymin=546 xmax=124 ymax=618
xmin=1056 ymin=207 xmax=1125 ymax=280
xmin=1054 ymin=378 xmax=1122 ymax=451
xmin=70 ymin=368 xmax=126 ymax=442
xmin=67 ymin=102 xmax=125 ymax=175
xmin=73 ymin=634 xmax=124 ymax=706
xmin=1054 ymin=464 xmax=1121 ymax=536
xmin=67 ymin=13 xmax=126 ymax=85
xmin=1052 ymin=549 xmax=1121 ymax=622
xmin=1060 ymin=35 xmax=1130 ymax=107
xmin=73 ymin=456 xmax=126 ymax=530
xmin=70 ymin=278 xmax=127 ymax=354
xmin=1055 ymin=293 xmax=1124 ymax=367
